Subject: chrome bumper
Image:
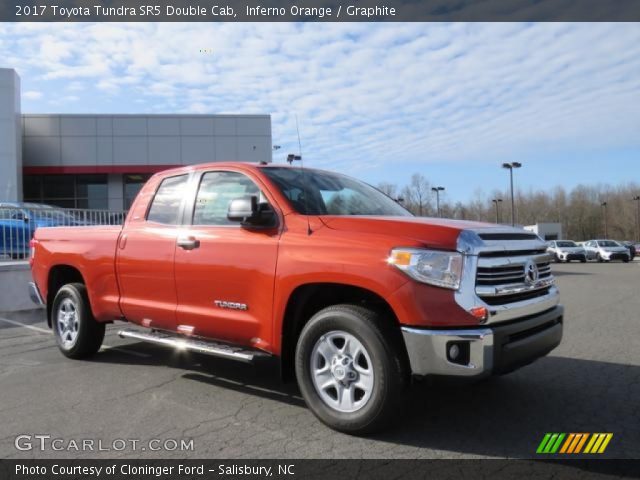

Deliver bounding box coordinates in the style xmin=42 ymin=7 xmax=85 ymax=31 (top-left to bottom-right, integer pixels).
xmin=28 ymin=281 xmax=45 ymax=305
xmin=401 ymin=326 xmax=494 ymax=377
xmin=401 ymin=305 xmax=564 ymax=378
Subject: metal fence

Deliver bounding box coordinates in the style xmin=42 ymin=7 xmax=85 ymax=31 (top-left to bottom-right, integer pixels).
xmin=0 ymin=207 xmax=127 ymax=260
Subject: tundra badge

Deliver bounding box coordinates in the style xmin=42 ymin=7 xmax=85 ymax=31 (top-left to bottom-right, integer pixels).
xmin=214 ymin=300 xmax=248 ymax=311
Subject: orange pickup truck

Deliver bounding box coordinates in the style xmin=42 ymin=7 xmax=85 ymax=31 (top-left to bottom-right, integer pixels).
xmin=29 ymin=162 xmax=563 ymax=433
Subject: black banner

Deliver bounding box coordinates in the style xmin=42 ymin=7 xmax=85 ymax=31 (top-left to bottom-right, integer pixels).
xmin=2 ymin=0 xmax=640 ymax=22
xmin=1 ymin=460 xmax=640 ymax=480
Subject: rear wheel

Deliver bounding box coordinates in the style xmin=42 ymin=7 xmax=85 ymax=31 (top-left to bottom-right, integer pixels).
xmin=52 ymin=283 xmax=105 ymax=359
xmin=295 ymin=304 xmax=406 ymax=434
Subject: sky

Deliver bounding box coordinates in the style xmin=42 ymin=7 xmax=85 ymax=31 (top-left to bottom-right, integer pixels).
xmin=0 ymin=22 xmax=638 ymax=203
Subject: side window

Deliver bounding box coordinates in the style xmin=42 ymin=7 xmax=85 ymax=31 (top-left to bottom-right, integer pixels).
xmin=146 ymin=174 xmax=188 ymax=225
xmin=192 ymin=171 xmax=264 ymax=226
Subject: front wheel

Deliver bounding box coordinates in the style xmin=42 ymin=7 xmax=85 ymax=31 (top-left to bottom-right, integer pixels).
xmin=52 ymin=283 xmax=105 ymax=359
xmin=295 ymin=304 xmax=407 ymax=434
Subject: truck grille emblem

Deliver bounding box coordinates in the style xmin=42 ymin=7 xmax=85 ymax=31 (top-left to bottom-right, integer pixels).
xmin=525 ymin=260 xmax=539 ymax=285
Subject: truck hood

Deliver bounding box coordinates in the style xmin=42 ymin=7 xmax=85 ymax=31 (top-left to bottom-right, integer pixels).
xmin=319 ymin=216 xmax=502 ymax=250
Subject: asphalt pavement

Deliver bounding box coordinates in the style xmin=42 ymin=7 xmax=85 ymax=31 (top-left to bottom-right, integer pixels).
xmin=1 ymin=260 xmax=638 ymax=459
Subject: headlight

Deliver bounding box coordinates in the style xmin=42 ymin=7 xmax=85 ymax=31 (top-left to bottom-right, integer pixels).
xmin=388 ymin=248 xmax=463 ymax=290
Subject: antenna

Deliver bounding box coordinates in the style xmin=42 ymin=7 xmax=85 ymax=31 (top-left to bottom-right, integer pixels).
xmin=295 ymin=114 xmax=312 ymax=235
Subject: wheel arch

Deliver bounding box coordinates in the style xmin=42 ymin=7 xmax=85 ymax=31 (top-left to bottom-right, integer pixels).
xmin=46 ymin=265 xmax=86 ymax=328
xmin=279 ymin=282 xmax=408 ymax=382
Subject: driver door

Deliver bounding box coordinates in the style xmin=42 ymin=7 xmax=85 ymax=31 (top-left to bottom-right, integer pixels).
xmin=173 ymin=170 xmax=281 ymax=350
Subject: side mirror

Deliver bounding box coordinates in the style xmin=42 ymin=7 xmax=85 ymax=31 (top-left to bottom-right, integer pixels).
xmin=227 ymin=196 xmax=277 ymax=228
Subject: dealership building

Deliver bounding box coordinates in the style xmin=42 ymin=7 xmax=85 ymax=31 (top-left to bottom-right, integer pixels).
xmin=0 ymin=68 xmax=272 ymax=211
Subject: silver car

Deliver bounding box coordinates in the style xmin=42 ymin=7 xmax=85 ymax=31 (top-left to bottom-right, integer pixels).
xmin=583 ymin=239 xmax=630 ymax=263
xmin=546 ymin=240 xmax=587 ymax=263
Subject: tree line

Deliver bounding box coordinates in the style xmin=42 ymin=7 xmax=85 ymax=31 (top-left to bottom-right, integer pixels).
xmin=377 ymin=173 xmax=640 ymax=242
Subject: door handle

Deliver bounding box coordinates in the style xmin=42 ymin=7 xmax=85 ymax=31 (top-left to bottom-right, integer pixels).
xmin=177 ymin=236 xmax=200 ymax=250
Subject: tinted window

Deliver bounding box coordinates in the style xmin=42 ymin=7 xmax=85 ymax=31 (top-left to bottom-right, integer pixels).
xmin=192 ymin=171 xmax=263 ymax=226
xmin=147 ymin=175 xmax=188 ymax=224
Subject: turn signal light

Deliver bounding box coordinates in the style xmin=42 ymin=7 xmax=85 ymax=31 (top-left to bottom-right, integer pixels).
xmin=469 ymin=306 xmax=488 ymax=322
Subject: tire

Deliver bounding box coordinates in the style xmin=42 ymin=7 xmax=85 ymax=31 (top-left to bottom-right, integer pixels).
xmin=554 ymin=254 xmax=561 ymax=263
xmin=597 ymin=253 xmax=604 ymax=263
xmin=51 ymin=283 xmax=105 ymax=359
xmin=580 ymin=259 xmax=587 ymax=263
xmin=295 ymin=304 xmax=407 ymax=435
xmin=623 ymin=257 xmax=630 ymax=263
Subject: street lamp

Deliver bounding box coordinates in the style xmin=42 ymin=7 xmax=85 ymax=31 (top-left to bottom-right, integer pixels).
xmin=601 ymin=201 xmax=608 ymax=238
xmin=492 ymin=198 xmax=503 ymax=224
xmin=502 ymin=162 xmax=522 ymax=226
xmin=633 ymin=196 xmax=640 ymax=242
xmin=431 ymin=186 xmax=445 ymax=217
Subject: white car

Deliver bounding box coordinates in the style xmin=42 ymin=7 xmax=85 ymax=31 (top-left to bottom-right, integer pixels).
xmin=583 ymin=239 xmax=630 ymax=263
xmin=546 ymin=240 xmax=587 ymax=263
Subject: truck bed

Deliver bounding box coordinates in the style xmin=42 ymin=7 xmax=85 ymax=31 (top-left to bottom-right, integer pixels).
xmin=32 ymin=225 xmax=124 ymax=322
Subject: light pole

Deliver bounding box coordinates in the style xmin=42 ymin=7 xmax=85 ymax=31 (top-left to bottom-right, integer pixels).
xmin=601 ymin=201 xmax=608 ymax=238
xmin=492 ymin=198 xmax=503 ymax=224
xmin=633 ymin=196 xmax=640 ymax=242
xmin=502 ymin=162 xmax=522 ymax=226
xmin=431 ymin=186 xmax=445 ymax=217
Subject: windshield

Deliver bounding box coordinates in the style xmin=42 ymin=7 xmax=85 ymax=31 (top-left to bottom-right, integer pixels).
xmin=261 ymin=167 xmax=412 ymax=217
xmin=557 ymin=241 xmax=578 ymax=248
xmin=598 ymin=240 xmax=620 ymax=247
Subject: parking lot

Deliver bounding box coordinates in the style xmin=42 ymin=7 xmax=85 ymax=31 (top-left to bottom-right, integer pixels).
xmin=0 ymin=260 xmax=638 ymax=459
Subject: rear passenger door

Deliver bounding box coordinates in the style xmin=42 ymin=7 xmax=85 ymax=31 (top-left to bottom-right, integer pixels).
xmin=116 ymin=174 xmax=189 ymax=332
xmin=173 ymin=170 xmax=281 ymax=350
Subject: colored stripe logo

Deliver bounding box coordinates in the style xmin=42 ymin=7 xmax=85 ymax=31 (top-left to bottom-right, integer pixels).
xmin=537 ymin=433 xmax=613 ymax=454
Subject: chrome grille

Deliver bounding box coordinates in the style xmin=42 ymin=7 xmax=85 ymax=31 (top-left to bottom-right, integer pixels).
xmin=477 ymin=259 xmax=552 ymax=286
xmin=475 ymin=253 xmax=554 ymax=304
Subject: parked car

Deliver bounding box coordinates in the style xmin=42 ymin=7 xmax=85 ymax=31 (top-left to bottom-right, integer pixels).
xmin=583 ymin=239 xmax=630 ymax=263
xmin=29 ymin=162 xmax=563 ymax=434
xmin=546 ymin=240 xmax=587 ymax=263
xmin=0 ymin=211 xmax=36 ymax=259
xmin=620 ymin=241 xmax=637 ymax=260
xmin=0 ymin=202 xmax=90 ymax=228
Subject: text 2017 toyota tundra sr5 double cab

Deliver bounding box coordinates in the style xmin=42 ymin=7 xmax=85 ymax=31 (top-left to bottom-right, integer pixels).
xmin=29 ymin=162 xmax=563 ymax=433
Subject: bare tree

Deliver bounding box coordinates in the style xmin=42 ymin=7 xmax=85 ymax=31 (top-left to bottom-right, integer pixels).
xmin=401 ymin=173 xmax=432 ymax=216
xmin=391 ymin=172 xmax=638 ymax=241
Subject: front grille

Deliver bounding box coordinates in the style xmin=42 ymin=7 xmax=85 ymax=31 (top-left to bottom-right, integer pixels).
xmin=481 ymin=286 xmax=552 ymax=306
xmin=475 ymin=251 xmax=553 ymax=305
xmin=477 ymin=260 xmax=552 ymax=286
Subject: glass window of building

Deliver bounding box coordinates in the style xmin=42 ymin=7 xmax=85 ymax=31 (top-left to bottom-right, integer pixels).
xmin=23 ymin=174 xmax=108 ymax=209
xmin=124 ymin=174 xmax=152 ymax=210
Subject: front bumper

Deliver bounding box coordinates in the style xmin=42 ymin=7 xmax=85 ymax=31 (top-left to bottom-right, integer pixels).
xmin=401 ymin=305 xmax=563 ymax=378
xmin=28 ymin=281 xmax=45 ymax=305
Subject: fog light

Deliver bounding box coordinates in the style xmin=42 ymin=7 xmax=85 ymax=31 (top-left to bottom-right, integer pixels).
xmin=446 ymin=341 xmax=471 ymax=365
xmin=449 ymin=344 xmax=460 ymax=360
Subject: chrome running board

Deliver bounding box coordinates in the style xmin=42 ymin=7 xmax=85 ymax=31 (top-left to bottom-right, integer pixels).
xmin=117 ymin=328 xmax=268 ymax=363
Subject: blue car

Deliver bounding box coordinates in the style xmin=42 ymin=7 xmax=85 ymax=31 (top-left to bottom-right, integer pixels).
xmin=0 ymin=210 xmax=36 ymax=259
xmin=0 ymin=202 xmax=89 ymax=259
